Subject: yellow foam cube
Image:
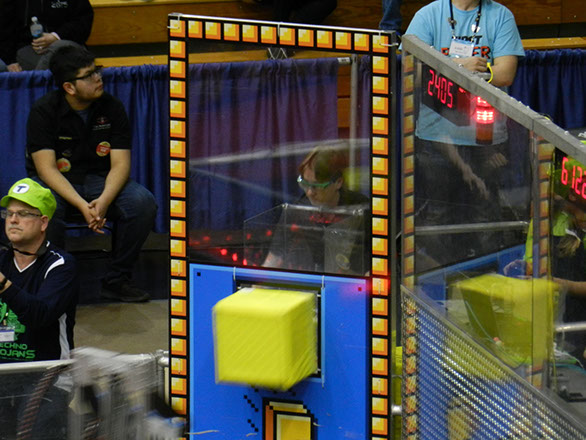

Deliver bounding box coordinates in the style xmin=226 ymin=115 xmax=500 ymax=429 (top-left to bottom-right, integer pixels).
xmin=450 ymin=274 xmax=558 ymax=368
xmin=213 ymin=287 xmax=317 ymax=390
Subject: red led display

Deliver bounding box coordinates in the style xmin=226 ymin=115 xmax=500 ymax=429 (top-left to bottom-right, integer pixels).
xmin=561 ymin=156 xmax=586 ymax=200
xmin=421 ymin=65 xmax=471 ymax=126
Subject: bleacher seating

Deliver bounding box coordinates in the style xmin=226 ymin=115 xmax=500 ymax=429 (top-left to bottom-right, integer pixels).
xmin=87 ymin=0 xmax=585 ymax=49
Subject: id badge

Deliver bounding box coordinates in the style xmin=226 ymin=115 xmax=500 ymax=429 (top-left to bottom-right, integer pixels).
xmin=0 ymin=326 xmax=15 ymax=342
xmin=449 ymin=38 xmax=474 ymax=58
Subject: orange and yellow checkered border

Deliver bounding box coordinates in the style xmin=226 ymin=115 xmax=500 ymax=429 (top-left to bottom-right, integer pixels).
xmin=168 ymin=15 xmax=397 ymax=438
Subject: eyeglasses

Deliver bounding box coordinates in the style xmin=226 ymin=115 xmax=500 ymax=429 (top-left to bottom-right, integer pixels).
xmin=1 ymin=209 xmax=43 ymax=220
xmin=297 ymin=175 xmax=334 ymax=190
xmin=69 ymin=65 xmax=103 ymax=82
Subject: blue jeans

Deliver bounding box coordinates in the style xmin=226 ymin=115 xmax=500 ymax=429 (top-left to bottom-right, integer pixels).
xmin=33 ymin=175 xmax=157 ymax=283
xmin=379 ymin=0 xmax=402 ymax=31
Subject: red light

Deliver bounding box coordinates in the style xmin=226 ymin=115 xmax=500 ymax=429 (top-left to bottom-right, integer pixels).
xmin=476 ymin=97 xmax=490 ymax=106
xmin=265 ymin=229 xmax=273 ymax=237
xmin=225 ymin=234 xmax=232 ymax=241
xmin=246 ymin=233 xmax=252 ymax=240
xmin=242 ymin=259 xmax=248 ymax=266
xmin=232 ymin=253 xmax=238 ymax=262
xmin=475 ymin=96 xmax=495 ymax=144
xmin=220 ymin=248 xmax=228 ymax=256
xmin=475 ymin=109 xmax=495 ymax=124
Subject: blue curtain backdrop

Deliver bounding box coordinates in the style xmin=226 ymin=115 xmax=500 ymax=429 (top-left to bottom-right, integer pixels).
xmin=0 ymin=49 xmax=584 ymax=235
xmin=187 ymin=58 xmax=340 ymax=231
xmin=511 ymin=49 xmax=586 ymax=130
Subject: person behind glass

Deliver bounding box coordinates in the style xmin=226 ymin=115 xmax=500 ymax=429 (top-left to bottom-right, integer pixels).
xmin=26 ymin=46 xmax=157 ymax=303
xmin=379 ymin=0 xmax=402 ymax=33
xmin=3 ymin=0 xmax=93 ymax=72
xmin=263 ymin=145 xmax=368 ymax=272
xmin=404 ymin=0 xmax=525 ymax=268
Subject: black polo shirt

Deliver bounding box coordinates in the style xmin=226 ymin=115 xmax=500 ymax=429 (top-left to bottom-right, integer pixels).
xmin=26 ymin=90 xmax=131 ymax=184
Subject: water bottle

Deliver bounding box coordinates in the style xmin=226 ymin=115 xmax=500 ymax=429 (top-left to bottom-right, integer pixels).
xmin=30 ymin=16 xmax=43 ymax=39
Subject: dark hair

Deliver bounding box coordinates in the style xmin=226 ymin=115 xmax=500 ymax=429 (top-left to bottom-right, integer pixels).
xmin=49 ymin=46 xmax=96 ymax=88
xmin=298 ymin=145 xmax=348 ymax=183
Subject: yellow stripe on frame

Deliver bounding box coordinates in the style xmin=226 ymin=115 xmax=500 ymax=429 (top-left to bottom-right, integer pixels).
xmin=170 ymin=259 xmax=186 ymax=277
xmin=171 ymin=280 xmax=187 ymax=298
xmin=372 ymin=197 xmax=388 ymax=216
xmin=372 ymin=397 xmax=388 ymax=415
xmin=372 ymin=297 xmax=388 ymax=316
xmin=372 ymin=157 xmax=389 ymax=175
xmin=372 ymin=177 xmax=388 ymax=196
xmin=171 ymin=297 xmax=187 ymax=315
xmin=170 ymin=100 xmax=186 ymax=119
xmin=223 ymin=23 xmax=240 ymax=41
xmin=169 ymin=60 xmax=185 ymax=79
xmin=170 ymin=200 xmax=186 ymax=217
xmin=372 ymin=136 xmax=388 ymax=155
xmin=316 ymin=30 xmax=333 ymax=48
xmin=171 ymin=357 xmax=187 ymax=375
xmin=169 ymin=81 xmax=185 ymax=99
xmin=372 ymin=237 xmax=388 ymax=256
xmin=171 ymin=377 xmax=187 ymax=395
xmin=170 ymin=120 xmax=186 ymax=138
xmin=372 ymin=337 xmax=388 ymax=356
xmin=242 ymin=24 xmax=258 ymax=43
xmin=188 ymin=20 xmax=202 ymax=38
xmin=170 ymin=239 xmax=186 ymax=257
xmin=354 ymin=33 xmax=370 ymax=52
xmin=335 ymin=31 xmax=351 ymax=50
xmin=298 ymin=28 xmax=314 ymax=47
xmin=170 ymin=219 xmax=186 ymax=238
xmin=169 ymin=40 xmax=185 ymax=59
xmin=372 ymin=56 xmax=388 ymax=74
xmin=170 ymin=180 xmax=186 ymax=198
xmin=169 ymin=140 xmax=185 ymax=158
xmin=171 ymin=317 xmax=187 ymax=336
xmin=170 ymin=160 xmax=186 ymax=178
xmin=372 ymin=277 xmax=389 ymax=296
xmin=171 ymin=397 xmax=187 ymax=415
xmin=205 ymin=21 xmax=221 ymax=40
xmin=171 ymin=337 xmax=187 ymax=356
xmin=169 ymin=19 xmax=185 ymax=38
xmin=372 ymin=217 xmax=388 ymax=235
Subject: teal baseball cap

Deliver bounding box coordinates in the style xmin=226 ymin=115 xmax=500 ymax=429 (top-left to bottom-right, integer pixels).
xmin=0 ymin=178 xmax=57 ymax=219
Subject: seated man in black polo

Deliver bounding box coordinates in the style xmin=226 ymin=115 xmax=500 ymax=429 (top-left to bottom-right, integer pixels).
xmin=25 ymin=45 xmax=157 ymax=302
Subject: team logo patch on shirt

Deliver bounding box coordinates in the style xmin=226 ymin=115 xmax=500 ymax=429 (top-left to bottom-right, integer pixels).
xmin=57 ymin=158 xmax=71 ymax=173
xmin=93 ymin=116 xmax=111 ymax=131
xmin=96 ymin=141 xmax=111 ymax=157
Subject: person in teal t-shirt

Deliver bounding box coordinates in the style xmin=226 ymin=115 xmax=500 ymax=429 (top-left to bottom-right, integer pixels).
xmin=405 ymin=0 xmax=525 ymax=269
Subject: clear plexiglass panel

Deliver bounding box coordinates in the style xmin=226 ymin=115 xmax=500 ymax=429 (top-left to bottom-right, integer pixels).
xmin=402 ymin=33 xmax=586 ymax=434
xmin=403 ymin=34 xmax=586 ymax=388
xmin=186 ymin=44 xmax=372 ymax=277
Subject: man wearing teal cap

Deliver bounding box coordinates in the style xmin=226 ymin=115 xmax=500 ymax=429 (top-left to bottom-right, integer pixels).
xmin=0 ymin=178 xmax=78 ymax=363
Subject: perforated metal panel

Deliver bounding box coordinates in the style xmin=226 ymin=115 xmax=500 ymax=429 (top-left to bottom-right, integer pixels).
xmin=401 ymin=289 xmax=586 ymax=440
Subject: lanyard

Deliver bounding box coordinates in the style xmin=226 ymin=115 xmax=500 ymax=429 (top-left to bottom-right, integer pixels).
xmin=448 ymin=0 xmax=482 ymax=39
